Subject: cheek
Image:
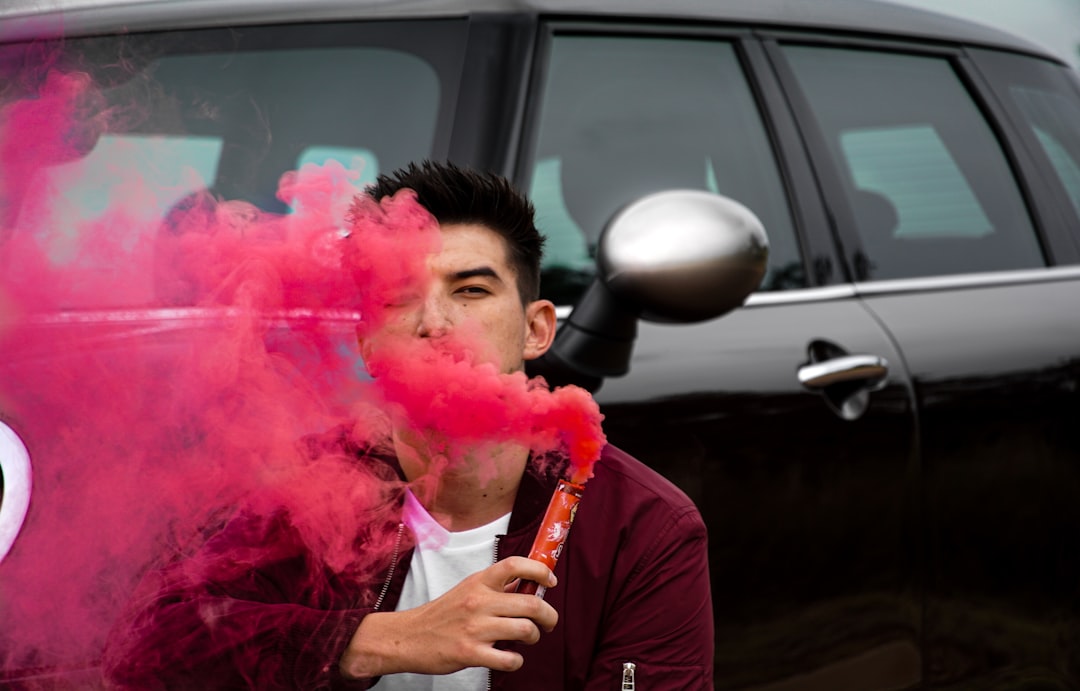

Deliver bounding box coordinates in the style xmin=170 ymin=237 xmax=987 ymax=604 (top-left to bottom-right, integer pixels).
xmin=359 ymin=324 xmax=411 ymax=363
xmin=491 ymin=318 xmax=530 ymax=362
xmin=376 ymin=305 xmax=421 ymax=334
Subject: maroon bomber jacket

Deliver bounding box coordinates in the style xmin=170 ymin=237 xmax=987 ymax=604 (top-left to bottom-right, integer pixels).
xmin=103 ymin=444 xmax=714 ymax=690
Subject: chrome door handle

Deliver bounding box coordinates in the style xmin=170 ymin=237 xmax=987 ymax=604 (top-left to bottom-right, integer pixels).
xmin=797 ymin=354 xmax=888 ymax=390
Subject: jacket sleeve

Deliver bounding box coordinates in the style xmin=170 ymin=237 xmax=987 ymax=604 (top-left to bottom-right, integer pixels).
xmin=584 ymin=505 xmax=715 ymax=690
xmin=102 ymin=510 xmax=381 ymax=691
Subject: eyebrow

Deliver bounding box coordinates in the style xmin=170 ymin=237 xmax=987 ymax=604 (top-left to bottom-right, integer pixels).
xmin=451 ymin=267 xmax=504 ymax=283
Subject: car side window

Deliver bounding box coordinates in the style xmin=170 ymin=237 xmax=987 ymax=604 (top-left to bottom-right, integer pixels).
xmin=971 ymin=49 xmax=1080 ymax=250
xmin=527 ymin=34 xmax=805 ymax=306
xmin=781 ymin=46 xmax=1045 ymax=281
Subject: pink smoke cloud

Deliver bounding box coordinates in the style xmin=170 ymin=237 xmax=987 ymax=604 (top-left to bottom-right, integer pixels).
xmin=0 ymin=60 xmax=604 ymax=682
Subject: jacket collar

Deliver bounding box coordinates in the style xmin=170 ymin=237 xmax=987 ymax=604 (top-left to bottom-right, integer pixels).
xmin=506 ymin=459 xmax=562 ymax=535
xmin=360 ymin=442 xmax=564 ymax=537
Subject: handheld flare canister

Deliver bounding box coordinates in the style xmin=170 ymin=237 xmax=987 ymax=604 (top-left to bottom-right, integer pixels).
xmin=515 ymin=479 xmax=584 ymax=598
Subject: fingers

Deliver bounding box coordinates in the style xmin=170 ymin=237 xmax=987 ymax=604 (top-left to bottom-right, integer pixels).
xmin=343 ymin=556 xmax=561 ymax=678
xmin=459 ymin=608 xmax=545 ymax=646
xmin=481 ymin=589 xmax=558 ymax=634
xmin=474 ymin=647 xmax=525 ymax=673
xmin=483 ymin=556 xmax=557 ymax=590
xmin=475 ymin=557 xmax=559 ymax=633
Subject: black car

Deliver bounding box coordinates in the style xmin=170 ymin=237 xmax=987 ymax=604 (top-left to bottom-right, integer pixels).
xmin=2 ymin=0 xmax=1080 ymax=688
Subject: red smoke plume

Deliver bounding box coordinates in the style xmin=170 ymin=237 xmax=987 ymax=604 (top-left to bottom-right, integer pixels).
xmin=0 ymin=63 xmax=604 ymax=680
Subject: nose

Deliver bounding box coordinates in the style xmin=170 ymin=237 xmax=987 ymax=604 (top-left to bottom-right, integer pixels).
xmin=414 ymin=293 xmax=452 ymax=339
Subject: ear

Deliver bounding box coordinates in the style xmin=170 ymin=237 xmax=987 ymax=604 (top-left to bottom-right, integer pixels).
xmin=523 ymin=299 xmax=557 ymax=361
xmin=356 ymin=329 xmax=373 ymax=364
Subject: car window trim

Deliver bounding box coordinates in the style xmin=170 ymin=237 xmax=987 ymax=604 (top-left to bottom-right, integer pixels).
xmin=965 ymin=48 xmax=1080 ymax=265
xmin=553 ymin=285 xmax=858 ymax=320
xmin=740 ymin=37 xmax=841 ymax=287
xmin=755 ymin=27 xmax=968 ymax=58
xmin=700 ymin=264 xmax=1080 ymax=311
xmin=850 ymin=264 xmax=1080 ymax=297
xmin=447 ymin=13 xmax=538 ymax=173
xmin=951 ymin=52 xmax=1058 ymax=264
xmin=761 ymin=37 xmax=863 ymax=281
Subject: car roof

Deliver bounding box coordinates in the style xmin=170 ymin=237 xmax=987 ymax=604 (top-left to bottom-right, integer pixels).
xmin=0 ymin=0 xmax=1057 ymax=63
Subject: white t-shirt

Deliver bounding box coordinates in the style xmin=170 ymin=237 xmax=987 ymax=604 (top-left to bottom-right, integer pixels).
xmin=373 ymin=490 xmax=511 ymax=691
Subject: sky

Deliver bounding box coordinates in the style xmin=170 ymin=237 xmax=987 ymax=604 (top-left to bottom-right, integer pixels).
xmin=887 ymin=0 xmax=1080 ymax=68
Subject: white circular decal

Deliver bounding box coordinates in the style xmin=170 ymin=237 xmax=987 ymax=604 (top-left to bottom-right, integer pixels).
xmin=0 ymin=421 xmax=32 ymax=563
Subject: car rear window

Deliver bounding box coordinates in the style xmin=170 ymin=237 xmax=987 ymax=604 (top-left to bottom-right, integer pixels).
xmin=0 ymin=21 xmax=466 ymax=309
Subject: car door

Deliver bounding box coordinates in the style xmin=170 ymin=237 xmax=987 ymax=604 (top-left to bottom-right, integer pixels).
xmin=517 ymin=24 xmax=922 ymax=690
xmin=770 ymin=38 xmax=1080 ymax=687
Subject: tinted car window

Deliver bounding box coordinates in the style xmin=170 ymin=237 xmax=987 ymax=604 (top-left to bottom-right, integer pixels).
xmin=782 ymin=45 xmax=1045 ymax=280
xmin=973 ymin=49 xmax=1080 ymax=246
xmin=528 ymin=34 xmax=804 ymax=306
xmin=0 ymin=21 xmax=465 ymax=309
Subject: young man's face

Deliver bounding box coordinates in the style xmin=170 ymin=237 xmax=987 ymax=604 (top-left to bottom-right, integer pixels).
xmin=360 ymin=223 xmax=556 ymax=375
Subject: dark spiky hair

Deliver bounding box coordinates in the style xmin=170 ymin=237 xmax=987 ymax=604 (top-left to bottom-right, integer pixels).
xmin=365 ymin=160 xmax=545 ymax=303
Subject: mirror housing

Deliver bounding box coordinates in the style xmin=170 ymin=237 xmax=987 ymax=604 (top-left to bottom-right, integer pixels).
xmin=530 ymin=190 xmax=768 ymax=390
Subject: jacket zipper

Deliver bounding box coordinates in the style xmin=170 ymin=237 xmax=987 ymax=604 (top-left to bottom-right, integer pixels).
xmin=622 ymin=662 xmax=636 ymax=690
xmin=373 ymin=523 xmax=405 ymax=612
xmin=487 ymin=534 xmax=502 ymax=691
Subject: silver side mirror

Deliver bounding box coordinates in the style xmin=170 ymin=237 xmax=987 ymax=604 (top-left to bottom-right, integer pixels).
xmin=531 ymin=190 xmax=769 ymax=389
xmin=600 ymin=190 xmax=769 ymax=323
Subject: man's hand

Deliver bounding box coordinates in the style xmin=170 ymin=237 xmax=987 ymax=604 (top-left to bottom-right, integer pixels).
xmin=339 ymin=556 xmax=558 ymax=679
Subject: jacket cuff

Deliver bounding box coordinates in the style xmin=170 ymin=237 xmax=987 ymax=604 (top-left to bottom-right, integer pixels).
xmin=284 ymin=607 xmax=376 ymax=690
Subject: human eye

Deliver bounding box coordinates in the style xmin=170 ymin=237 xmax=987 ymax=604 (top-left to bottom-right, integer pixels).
xmin=456 ymin=285 xmax=491 ymax=297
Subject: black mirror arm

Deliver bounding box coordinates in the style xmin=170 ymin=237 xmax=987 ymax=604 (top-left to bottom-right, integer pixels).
xmin=526 ymin=279 xmax=639 ymax=392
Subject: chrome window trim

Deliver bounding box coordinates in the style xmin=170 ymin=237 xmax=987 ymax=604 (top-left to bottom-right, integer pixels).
xmin=554 ymin=285 xmax=856 ymax=317
xmin=0 ymin=421 xmax=32 ymax=563
xmin=553 ymin=266 xmax=1080 ymax=316
xmin=743 ymin=286 xmax=857 ymax=307
xmin=852 ymin=265 xmax=1080 ymax=296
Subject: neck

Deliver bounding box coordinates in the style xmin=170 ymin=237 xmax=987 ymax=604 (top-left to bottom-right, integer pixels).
xmin=393 ymin=427 xmax=526 ymax=532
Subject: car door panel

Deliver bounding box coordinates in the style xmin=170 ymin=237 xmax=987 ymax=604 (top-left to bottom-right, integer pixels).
xmin=860 ymin=274 xmax=1080 ymax=687
xmin=771 ymin=33 xmax=1080 ymax=688
xmin=597 ymin=296 xmax=921 ymax=690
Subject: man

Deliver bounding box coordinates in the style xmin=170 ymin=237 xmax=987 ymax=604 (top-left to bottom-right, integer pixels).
xmin=104 ymin=161 xmax=713 ymax=689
